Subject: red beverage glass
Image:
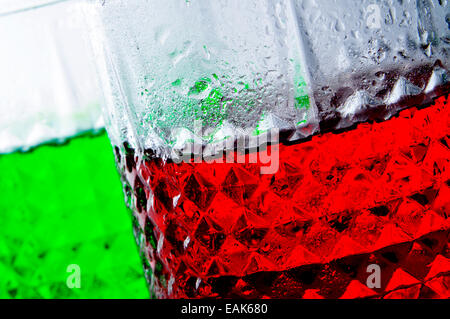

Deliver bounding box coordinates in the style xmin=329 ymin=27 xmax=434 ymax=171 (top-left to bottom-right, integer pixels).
xmin=88 ymin=0 xmax=450 ymax=298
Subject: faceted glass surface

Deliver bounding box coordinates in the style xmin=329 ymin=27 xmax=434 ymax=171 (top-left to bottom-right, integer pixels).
xmin=114 ymin=96 xmax=449 ymax=298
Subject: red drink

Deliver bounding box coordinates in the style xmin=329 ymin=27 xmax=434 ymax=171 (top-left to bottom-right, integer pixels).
xmin=114 ymin=95 xmax=450 ymax=299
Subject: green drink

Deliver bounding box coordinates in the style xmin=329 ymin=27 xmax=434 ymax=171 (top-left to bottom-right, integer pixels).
xmin=0 ymin=131 xmax=149 ymax=298
xmin=0 ymin=0 xmax=151 ymax=298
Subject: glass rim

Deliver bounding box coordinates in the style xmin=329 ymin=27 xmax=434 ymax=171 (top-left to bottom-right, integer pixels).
xmin=0 ymin=0 xmax=76 ymax=18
